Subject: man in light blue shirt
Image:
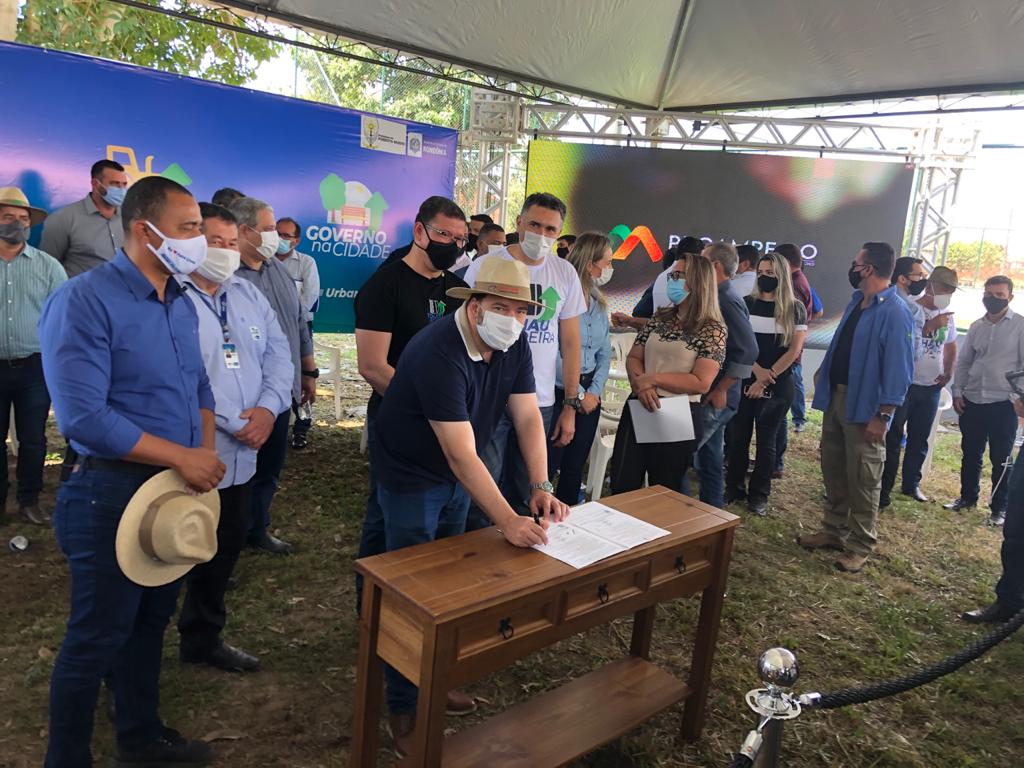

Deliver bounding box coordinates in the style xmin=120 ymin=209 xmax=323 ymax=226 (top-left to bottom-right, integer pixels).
xmin=176 ymin=202 xmax=293 ymax=674
xmin=0 ymin=187 xmax=67 ymax=526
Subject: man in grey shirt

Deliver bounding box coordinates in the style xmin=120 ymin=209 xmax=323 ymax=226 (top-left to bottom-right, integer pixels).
xmin=947 ymin=275 xmax=1024 ymax=525
xmin=40 ymin=160 xmax=127 ymax=277
xmin=229 ymin=197 xmax=316 ymax=554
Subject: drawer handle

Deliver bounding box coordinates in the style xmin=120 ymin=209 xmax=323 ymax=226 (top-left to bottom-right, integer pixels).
xmin=597 ymin=582 xmax=610 ymax=604
xmin=675 ymin=555 xmax=687 ymax=574
xmin=498 ymin=617 xmax=515 ymax=640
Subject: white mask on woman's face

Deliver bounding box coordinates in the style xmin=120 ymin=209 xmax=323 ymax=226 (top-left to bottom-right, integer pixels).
xmin=592 ymin=265 xmax=614 ymax=287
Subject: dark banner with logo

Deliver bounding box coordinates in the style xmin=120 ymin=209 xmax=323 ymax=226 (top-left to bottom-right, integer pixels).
xmin=526 ymin=140 xmax=915 ymax=347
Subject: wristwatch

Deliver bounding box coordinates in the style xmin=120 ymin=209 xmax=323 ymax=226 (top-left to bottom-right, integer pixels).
xmin=875 ymin=411 xmax=893 ymax=423
xmin=530 ymin=481 xmax=554 ymax=494
xmin=563 ymin=395 xmax=584 ymax=412
xmin=302 ymin=368 xmax=320 ymax=379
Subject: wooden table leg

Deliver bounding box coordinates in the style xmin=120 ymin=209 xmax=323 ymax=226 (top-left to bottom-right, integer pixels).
xmin=409 ymin=627 xmax=453 ymax=767
xmin=351 ymin=580 xmax=384 ymax=767
xmin=630 ymin=605 xmax=656 ymax=659
xmin=681 ymin=527 xmax=735 ymax=742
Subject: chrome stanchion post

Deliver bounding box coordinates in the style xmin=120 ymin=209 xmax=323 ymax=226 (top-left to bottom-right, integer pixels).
xmin=744 ymin=648 xmax=802 ymax=768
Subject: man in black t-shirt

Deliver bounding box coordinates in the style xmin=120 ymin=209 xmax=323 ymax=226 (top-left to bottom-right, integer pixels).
xmin=373 ymin=254 xmax=569 ymax=758
xmin=353 ymin=196 xmax=469 ymax=617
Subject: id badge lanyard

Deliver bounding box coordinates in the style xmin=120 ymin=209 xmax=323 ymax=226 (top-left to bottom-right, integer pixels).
xmin=195 ymin=288 xmax=239 ymax=370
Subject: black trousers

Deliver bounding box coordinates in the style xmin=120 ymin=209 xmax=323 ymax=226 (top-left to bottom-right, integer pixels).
xmin=997 ymin=448 xmax=1024 ymax=610
xmin=547 ymin=371 xmax=602 ymax=505
xmin=609 ymin=397 xmax=701 ymax=494
xmin=725 ymin=376 xmax=794 ymax=503
xmin=0 ymin=354 xmax=51 ymax=506
xmin=178 ymin=480 xmax=254 ymax=654
xmin=958 ymin=399 xmax=1016 ymax=512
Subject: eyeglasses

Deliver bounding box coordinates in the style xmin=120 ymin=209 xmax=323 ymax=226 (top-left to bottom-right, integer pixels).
xmin=424 ymin=223 xmax=468 ymax=249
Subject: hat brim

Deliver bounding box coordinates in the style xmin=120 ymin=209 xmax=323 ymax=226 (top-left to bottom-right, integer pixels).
xmin=446 ymin=285 xmax=546 ymax=309
xmin=0 ymin=203 xmax=47 ymax=227
xmin=115 ymin=470 xmax=220 ymax=587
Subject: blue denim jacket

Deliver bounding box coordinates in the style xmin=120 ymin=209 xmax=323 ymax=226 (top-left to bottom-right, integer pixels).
xmin=556 ymin=290 xmax=611 ymax=396
xmin=812 ymin=286 xmax=915 ymax=424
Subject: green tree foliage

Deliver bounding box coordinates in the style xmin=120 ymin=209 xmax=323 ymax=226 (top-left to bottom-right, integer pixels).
xmin=297 ymin=47 xmax=468 ymax=129
xmin=17 ymin=0 xmax=277 ymax=86
xmin=944 ymin=240 xmax=1008 ymax=285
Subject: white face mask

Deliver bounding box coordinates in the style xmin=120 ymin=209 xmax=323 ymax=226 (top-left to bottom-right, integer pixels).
xmin=477 ymin=308 xmax=523 ymax=352
xmin=143 ymin=221 xmax=208 ymax=275
xmin=248 ymin=228 xmax=280 ymax=261
xmin=519 ymin=230 xmax=556 ymax=262
xmin=196 ymin=247 xmax=240 ymax=284
xmin=593 ymin=265 xmax=614 ymax=287
xmin=932 ymin=292 xmax=951 ymax=310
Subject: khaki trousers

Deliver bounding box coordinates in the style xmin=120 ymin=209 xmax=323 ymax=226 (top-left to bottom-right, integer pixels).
xmin=819 ymin=385 xmax=885 ymax=555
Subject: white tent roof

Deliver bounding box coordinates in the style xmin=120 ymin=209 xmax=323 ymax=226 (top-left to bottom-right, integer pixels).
xmin=226 ymin=0 xmax=1024 ymax=110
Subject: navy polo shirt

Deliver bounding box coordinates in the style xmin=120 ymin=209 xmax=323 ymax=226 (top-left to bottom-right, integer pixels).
xmin=373 ymin=306 xmax=535 ymax=492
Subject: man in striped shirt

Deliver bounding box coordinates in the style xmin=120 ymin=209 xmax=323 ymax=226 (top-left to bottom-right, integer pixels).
xmin=0 ymin=188 xmax=68 ymax=525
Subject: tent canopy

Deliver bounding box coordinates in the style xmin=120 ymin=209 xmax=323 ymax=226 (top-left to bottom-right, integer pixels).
xmin=223 ymin=0 xmax=1024 ymax=110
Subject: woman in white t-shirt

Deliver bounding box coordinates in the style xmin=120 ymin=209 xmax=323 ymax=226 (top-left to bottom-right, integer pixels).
xmin=610 ymin=256 xmax=726 ymax=493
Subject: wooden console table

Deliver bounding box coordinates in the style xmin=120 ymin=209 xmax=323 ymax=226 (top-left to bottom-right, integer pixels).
xmin=351 ymin=485 xmax=739 ymax=767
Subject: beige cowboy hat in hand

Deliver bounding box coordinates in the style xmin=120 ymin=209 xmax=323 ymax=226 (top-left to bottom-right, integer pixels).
xmin=446 ymin=254 xmax=545 ymax=308
xmin=115 ymin=470 xmax=220 ymax=587
xmin=0 ymin=187 xmax=48 ymax=226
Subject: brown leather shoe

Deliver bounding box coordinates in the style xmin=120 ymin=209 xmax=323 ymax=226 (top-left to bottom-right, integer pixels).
xmin=835 ymin=551 xmax=869 ymax=573
xmin=797 ymin=531 xmax=843 ymax=550
xmin=446 ymin=688 xmax=477 ymax=716
xmin=19 ymin=505 xmax=50 ymax=526
xmin=388 ymin=713 xmax=415 ymax=760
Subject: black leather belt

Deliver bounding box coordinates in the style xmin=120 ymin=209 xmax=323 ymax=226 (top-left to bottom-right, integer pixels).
xmin=0 ymin=353 xmax=40 ymax=367
xmin=74 ymin=456 xmax=166 ymax=478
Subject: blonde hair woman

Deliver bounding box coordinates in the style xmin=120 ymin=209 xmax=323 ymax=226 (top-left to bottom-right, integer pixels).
xmin=549 ymin=232 xmax=613 ymax=503
xmin=725 ymin=252 xmax=807 ymax=515
xmin=609 ymin=255 xmax=727 ymax=493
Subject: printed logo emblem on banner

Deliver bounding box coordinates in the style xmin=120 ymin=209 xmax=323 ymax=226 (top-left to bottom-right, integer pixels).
xmin=407 ymin=133 xmax=422 ymax=158
xmin=361 ymin=115 xmax=408 ymax=155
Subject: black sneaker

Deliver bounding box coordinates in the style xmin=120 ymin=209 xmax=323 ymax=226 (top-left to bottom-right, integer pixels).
xmin=988 ymin=510 xmax=1006 ymax=527
xmin=291 ymin=434 xmax=308 ymax=450
xmin=115 ymin=727 xmax=212 ymax=766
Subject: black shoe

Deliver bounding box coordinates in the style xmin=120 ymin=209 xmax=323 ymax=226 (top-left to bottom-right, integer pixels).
xmin=772 ymin=468 xmax=784 ymax=480
xmin=115 ymin=727 xmax=212 ymax=765
xmin=879 ymin=493 xmax=891 ymax=509
xmin=19 ymin=504 xmax=50 ymax=526
xmin=943 ymin=498 xmax=976 ymax=512
xmin=988 ymin=510 xmax=1007 ymax=527
xmin=291 ymin=434 xmax=308 ymax=450
xmin=248 ymin=531 xmax=292 ymax=554
xmin=748 ymin=499 xmax=768 ymax=517
xmin=901 ymin=487 xmax=929 ymax=503
xmin=961 ymin=602 xmax=1017 ymax=624
xmin=182 ymin=642 xmax=260 ymax=673
xmin=723 ymin=489 xmax=745 ymax=505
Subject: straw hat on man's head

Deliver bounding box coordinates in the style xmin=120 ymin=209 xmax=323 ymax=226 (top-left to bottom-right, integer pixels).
xmin=0 ymin=187 xmax=47 ymax=226
xmin=115 ymin=470 xmax=220 ymax=587
xmin=446 ymin=255 xmax=545 ymax=308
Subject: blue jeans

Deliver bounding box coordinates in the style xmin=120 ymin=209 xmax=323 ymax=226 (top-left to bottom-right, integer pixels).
xmin=881 ymin=383 xmax=943 ymax=497
xmin=690 ymin=403 xmax=737 ymax=508
xmin=0 ymin=354 xmax=51 ymax=506
xmin=355 ymin=409 xmax=384 ymax=616
xmin=996 ymin=448 xmax=1024 ymax=610
xmin=379 ymin=481 xmax=470 ymax=714
xmin=247 ymin=408 xmax=292 ymax=542
xmin=790 ymin=361 xmax=806 ymax=425
xmin=466 ymin=404 xmax=554 ymax=530
xmin=47 ymin=466 xmax=182 ymax=767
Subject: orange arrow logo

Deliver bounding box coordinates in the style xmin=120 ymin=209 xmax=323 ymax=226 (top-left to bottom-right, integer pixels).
xmin=610 ymin=225 xmax=663 ymax=263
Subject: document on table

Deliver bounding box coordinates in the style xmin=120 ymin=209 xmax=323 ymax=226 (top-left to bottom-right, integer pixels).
xmin=533 ymin=501 xmax=670 ymax=569
xmin=628 ymin=396 xmax=695 ymax=443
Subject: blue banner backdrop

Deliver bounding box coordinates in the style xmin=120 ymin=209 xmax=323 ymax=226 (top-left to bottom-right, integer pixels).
xmin=0 ymin=42 xmax=458 ymax=333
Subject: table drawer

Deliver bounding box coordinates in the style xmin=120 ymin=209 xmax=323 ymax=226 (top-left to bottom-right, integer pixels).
xmin=455 ymin=595 xmax=558 ymax=660
xmin=650 ymin=540 xmax=712 ymax=587
xmin=564 ymin=561 xmax=648 ymax=620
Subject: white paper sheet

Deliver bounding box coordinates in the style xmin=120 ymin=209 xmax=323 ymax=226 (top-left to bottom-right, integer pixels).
xmin=532 ymin=522 xmax=627 ymax=569
xmin=628 ymin=396 xmax=695 ymax=443
xmin=532 ymin=503 xmax=670 ymax=569
xmin=568 ymin=502 xmax=671 ymax=549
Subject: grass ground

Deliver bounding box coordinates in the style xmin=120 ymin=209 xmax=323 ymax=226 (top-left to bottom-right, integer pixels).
xmin=1 ymin=333 xmax=1021 ymax=767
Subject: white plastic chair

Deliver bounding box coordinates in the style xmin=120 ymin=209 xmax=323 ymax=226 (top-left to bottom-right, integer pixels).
xmin=313 ymin=339 xmax=342 ymax=422
xmin=608 ymin=330 xmax=636 ymax=379
xmin=921 ymin=387 xmax=953 ymax=482
xmin=585 ymin=376 xmax=632 ymax=500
